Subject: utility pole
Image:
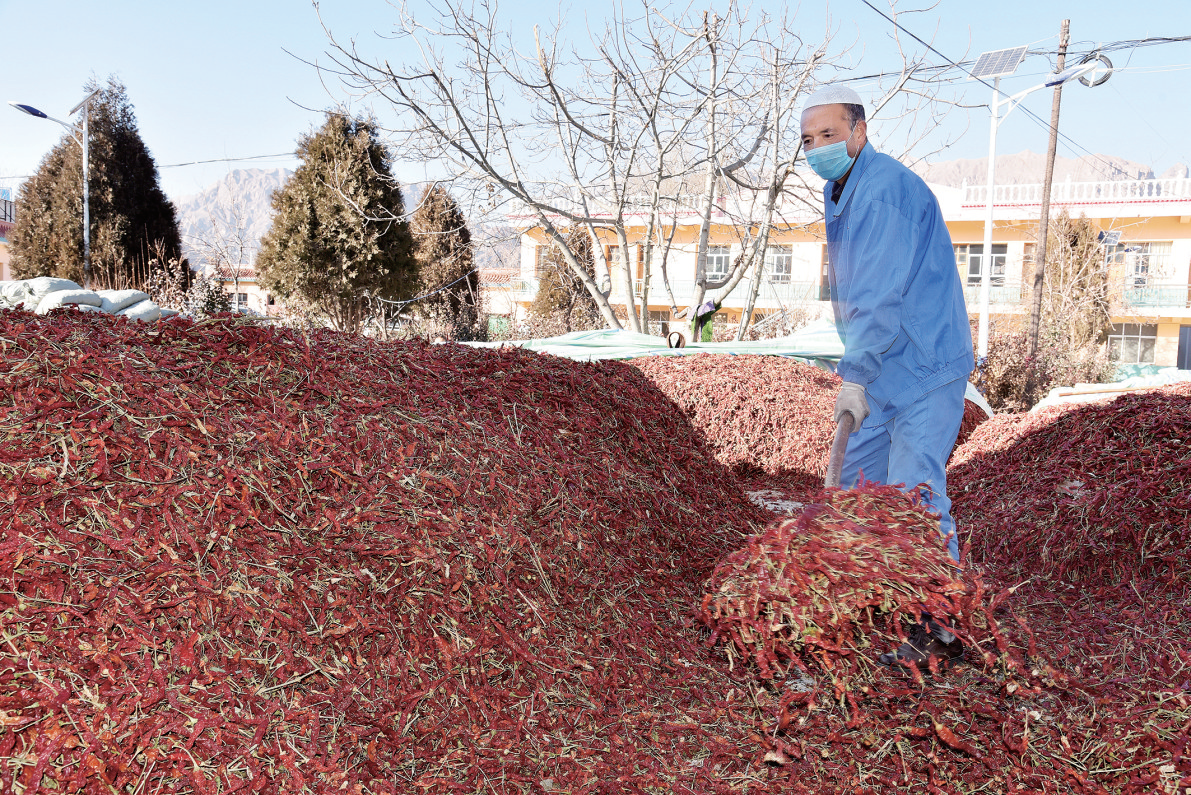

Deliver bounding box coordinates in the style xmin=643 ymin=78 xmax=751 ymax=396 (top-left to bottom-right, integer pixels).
xmin=1028 ymin=20 xmax=1070 ymax=358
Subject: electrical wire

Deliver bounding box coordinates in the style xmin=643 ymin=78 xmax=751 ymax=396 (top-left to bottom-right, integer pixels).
xmin=856 ymin=0 xmax=1189 ymax=180
xmin=158 ymin=153 xmax=297 ymax=169
xmin=1 ymin=152 xmax=299 ymax=182
xmin=372 ymin=267 xmax=480 ymax=309
xmin=4 ymin=31 xmax=1187 ymax=186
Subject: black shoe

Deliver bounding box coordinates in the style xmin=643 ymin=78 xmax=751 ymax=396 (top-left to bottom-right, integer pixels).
xmin=878 ymin=620 xmax=964 ymax=670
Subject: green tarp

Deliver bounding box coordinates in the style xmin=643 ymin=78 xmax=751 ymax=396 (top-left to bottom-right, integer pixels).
xmin=466 ymin=321 xmax=996 ymax=419
xmin=467 ymin=318 xmax=846 ymax=370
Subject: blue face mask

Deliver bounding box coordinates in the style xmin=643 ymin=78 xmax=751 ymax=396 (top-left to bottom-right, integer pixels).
xmin=806 ymin=127 xmax=858 ymax=182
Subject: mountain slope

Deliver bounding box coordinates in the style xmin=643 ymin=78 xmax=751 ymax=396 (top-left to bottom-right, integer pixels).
xmin=912 ymin=150 xmax=1162 ymax=188
xmin=174 ymin=168 xmax=291 ymax=266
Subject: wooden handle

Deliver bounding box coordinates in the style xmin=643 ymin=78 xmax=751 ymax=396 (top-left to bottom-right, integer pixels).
xmin=824 ymin=413 xmax=855 ymax=489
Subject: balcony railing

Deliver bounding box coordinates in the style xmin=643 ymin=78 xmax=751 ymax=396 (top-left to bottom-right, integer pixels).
xmin=961 ymin=280 xmax=1028 ymax=307
xmin=962 ymin=177 xmax=1191 ymax=207
xmin=612 ymin=278 xmax=823 ymax=305
xmin=957 ymin=279 xmax=1191 ymax=310
xmin=1122 ymin=282 xmax=1191 ymax=309
xmin=510 ymin=277 xmax=540 ymax=299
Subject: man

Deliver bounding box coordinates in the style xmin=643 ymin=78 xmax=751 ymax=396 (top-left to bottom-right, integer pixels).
xmin=800 ymin=84 xmax=974 ymax=670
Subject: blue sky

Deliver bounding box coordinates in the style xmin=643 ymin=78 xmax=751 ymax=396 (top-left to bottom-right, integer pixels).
xmin=1 ymin=0 xmax=1188 ymax=201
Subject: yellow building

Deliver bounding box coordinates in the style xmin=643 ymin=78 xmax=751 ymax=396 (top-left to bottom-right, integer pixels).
xmin=0 ymin=197 xmax=14 ymax=282
xmin=516 ymin=175 xmax=1191 ymax=369
xmin=211 ymin=265 xmax=280 ymax=317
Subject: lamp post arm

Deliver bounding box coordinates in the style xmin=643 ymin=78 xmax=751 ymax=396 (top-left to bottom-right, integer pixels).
xmin=991 ymin=63 xmax=1099 ymax=127
xmin=43 ymin=115 xmax=86 ymax=148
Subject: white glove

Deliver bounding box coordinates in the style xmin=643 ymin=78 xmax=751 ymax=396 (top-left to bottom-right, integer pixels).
xmin=834 ymin=381 xmax=870 ymax=425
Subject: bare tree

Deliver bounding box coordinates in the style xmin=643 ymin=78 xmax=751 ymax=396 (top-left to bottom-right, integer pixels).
xmin=318 ymin=0 xmax=956 ymax=338
xmin=192 ymin=196 xmax=259 ymax=313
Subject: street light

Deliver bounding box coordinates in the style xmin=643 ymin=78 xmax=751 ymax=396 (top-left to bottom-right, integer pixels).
xmin=969 ymin=48 xmax=1109 ymax=360
xmin=9 ymin=88 xmax=102 ymax=288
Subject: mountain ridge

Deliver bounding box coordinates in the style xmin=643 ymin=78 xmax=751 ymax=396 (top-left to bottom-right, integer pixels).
xmin=911 ymin=150 xmax=1187 ymax=189
xmin=174 ymin=152 xmax=1189 ymax=267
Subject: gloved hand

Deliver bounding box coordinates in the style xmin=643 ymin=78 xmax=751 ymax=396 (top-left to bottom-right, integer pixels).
xmin=834 ymin=381 xmax=870 ymax=425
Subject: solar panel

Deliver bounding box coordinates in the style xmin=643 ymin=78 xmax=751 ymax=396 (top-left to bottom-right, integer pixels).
xmin=969 ymin=46 xmax=1028 ymax=80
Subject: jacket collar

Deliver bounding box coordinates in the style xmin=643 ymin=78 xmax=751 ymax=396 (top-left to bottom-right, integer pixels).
xmin=827 ymin=142 xmax=874 ymax=218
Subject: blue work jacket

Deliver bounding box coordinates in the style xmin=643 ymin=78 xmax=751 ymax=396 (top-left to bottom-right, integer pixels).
xmin=825 ymin=142 xmax=974 ymax=422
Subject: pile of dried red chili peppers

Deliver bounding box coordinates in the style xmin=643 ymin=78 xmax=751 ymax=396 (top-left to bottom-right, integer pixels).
xmin=631 ymin=353 xmax=989 ymax=478
xmin=630 ymin=354 xmax=842 ymax=478
xmin=1 ymin=311 xmax=1186 ymax=794
xmin=0 ymin=311 xmax=775 ymax=793
xmin=699 ymin=484 xmax=963 ymax=682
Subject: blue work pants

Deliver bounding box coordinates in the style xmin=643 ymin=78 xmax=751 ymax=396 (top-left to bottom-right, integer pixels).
xmin=840 ymin=378 xmax=966 ymax=562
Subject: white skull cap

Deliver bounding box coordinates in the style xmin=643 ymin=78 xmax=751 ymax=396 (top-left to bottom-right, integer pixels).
xmin=802 ymin=85 xmax=864 ymax=111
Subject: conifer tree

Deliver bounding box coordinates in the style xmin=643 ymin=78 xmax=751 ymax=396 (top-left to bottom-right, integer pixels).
xmin=410 ymin=185 xmax=483 ymax=340
xmin=528 ymin=228 xmax=603 ymax=334
xmin=256 ymin=112 xmax=416 ymax=334
xmin=10 ymin=77 xmax=184 ymax=288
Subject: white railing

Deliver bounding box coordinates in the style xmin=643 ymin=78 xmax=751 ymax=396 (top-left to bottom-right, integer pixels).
xmin=962 ymin=177 xmax=1191 ymax=206
xmin=510 ymin=277 xmax=540 ymax=299
xmin=1122 ymin=281 xmax=1191 ymax=309
xmin=961 ymin=280 xmax=1027 ymax=307
xmin=611 ymin=278 xmax=823 ymax=305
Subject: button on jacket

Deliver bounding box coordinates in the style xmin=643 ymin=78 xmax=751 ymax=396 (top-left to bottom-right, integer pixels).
xmin=825 ymin=142 xmax=974 ymax=422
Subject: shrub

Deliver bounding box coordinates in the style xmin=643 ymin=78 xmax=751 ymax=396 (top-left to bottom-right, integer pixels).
xmin=979 ymin=326 xmax=1113 ymax=412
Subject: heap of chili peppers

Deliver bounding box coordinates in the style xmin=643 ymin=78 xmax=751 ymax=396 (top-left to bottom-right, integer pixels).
xmin=1 ymin=310 xmax=1185 ymax=794
xmin=952 ymin=397 xmax=990 ymax=452
xmin=950 ymin=386 xmax=1191 ymax=585
xmin=699 ymin=484 xmax=964 ymax=681
xmin=630 ymin=354 xmax=841 ymax=478
xmin=699 ymin=476 xmax=1189 ymax=794
xmin=632 ymin=354 xmax=989 ymax=486
xmin=0 ymin=310 xmax=777 ymax=794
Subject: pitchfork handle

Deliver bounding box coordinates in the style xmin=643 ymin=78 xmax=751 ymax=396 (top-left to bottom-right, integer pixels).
xmin=824 ymin=413 xmax=855 ymax=489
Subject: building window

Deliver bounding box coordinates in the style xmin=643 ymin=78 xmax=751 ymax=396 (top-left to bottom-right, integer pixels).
xmin=534 ymin=244 xmax=551 ymax=277
xmin=235 ymin=293 xmax=249 ymax=311
xmin=706 ymin=246 xmax=732 ymax=278
xmin=955 ymin=243 xmax=1007 ymax=287
xmin=1022 ymin=242 xmax=1036 ymax=283
xmin=765 ymin=244 xmax=793 ymax=284
xmin=1107 ymin=323 xmax=1157 ymax=364
xmin=1106 ymin=241 xmax=1172 ymax=287
xmin=604 ymin=244 xmax=620 ymax=270
xmin=819 ymin=244 xmax=831 ymax=301
xmin=266 ymin=294 xmax=276 ymax=306
xmin=648 ymin=309 xmax=670 ymax=337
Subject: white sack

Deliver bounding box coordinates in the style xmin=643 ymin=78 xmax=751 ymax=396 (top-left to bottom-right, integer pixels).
xmin=36 ymin=289 xmax=103 ymax=314
xmin=97 ymin=289 xmax=150 ymax=314
xmin=0 ymin=281 xmax=35 ymax=308
xmin=24 ymin=276 xmax=82 ymax=297
xmin=116 ymin=300 xmax=162 ymax=322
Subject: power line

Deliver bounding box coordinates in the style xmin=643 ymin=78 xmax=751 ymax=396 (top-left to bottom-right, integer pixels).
xmin=159 ymin=152 xmax=297 ymax=169
xmin=1 ymin=151 xmax=299 ymax=182
xmin=5 ymin=32 xmax=1188 ymax=186
xmin=854 ymin=3 xmax=1185 ymax=180
xmin=836 ymin=36 xmax=1190 ymax=87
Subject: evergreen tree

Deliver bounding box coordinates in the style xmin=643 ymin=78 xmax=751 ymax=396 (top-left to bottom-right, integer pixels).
xmin=10 ymin=76 xmax=185 ymax=289
xmin=256 ymin=113 xmax=417 ymax=334
xmin=410 ymin=185 xmax=483 ymax=340
xmin=528 ymin=229 xmax=603 ymax=334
